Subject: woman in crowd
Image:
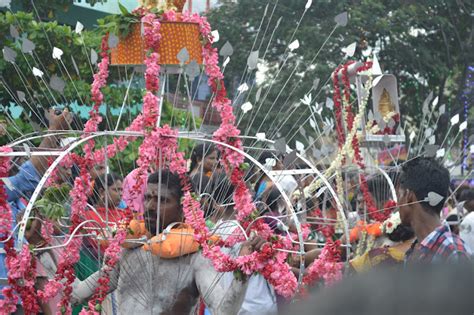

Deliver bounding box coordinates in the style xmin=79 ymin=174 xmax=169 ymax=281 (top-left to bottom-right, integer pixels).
xmin=189 ymin=144 xmax=219 ymax=178
xmin=350 ymin=212 xmax=415 ymax=272
xmin=254 ymin=151 xmax=283 ymax=201
xmin=75 ymin=173 xmax=125 ymax=315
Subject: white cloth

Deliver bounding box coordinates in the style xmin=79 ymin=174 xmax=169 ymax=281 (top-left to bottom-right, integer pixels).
xmin=212 ymin=220 xmax=278 ymax=315
xmin=275 ymin=175 xmax=298 ymax=197
xmin=73 ymin=247 xmax=247 ymax=314
xmin=460 ymin=212 xmax=474 ymax=255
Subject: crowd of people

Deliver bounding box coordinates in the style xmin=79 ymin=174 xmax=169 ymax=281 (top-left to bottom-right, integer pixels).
xmin=1 ymin=109 xmax=473 ymax=314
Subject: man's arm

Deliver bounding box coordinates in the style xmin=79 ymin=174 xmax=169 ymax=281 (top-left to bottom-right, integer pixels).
xmin=194 ymin=237 xmax=266 ymax=314
xmin=71 ymin=261 xmax=120 ymax=306
xmin=193 ymin=253 xmax=248 ymax=315
xmin=5 ymin=109 xmax=72 ymax=202
xmin=31 ymin=108 xmax=72 ymax=175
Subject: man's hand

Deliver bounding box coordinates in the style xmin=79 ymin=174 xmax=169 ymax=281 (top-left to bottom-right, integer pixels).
xmin=31 ymin=108 xmax=73 ymax=175
xmin=48 ymin=108 xmax=72 ymax=131
xmin=17 ymin=210 xmax=44 ymax=246
xmin=239 ymin=235 xmax=267 ymax=256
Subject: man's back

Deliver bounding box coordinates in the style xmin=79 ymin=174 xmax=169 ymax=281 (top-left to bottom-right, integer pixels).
xmin=114 ymin=248 xmax=199 ymax=314
xmin=406 ymin=224 xmax=470 ymax=263
xmin=77 ymin=246 xmax=247 ymax=315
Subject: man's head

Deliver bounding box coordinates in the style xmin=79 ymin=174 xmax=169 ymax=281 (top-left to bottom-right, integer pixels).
xmin=91 ymin=173 xmax=123 ymax=207
xmin=398 ymin=157 xmax=450 ymax=225
xmin=145 ymin=170 xmax=184 ymax=235
xmin=459 ymin=189 xmax=474 ymax=213
xmin=257 ymin=151 xmax=284 ymax=171
xmin=191 ymin=172 xmax=234 ymax=218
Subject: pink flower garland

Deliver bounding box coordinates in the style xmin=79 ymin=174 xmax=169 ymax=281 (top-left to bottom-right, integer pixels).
xmin=41 ymin=219 xmax=54 ymax=244
xmin=162 ymin=11 xmax=298 ymax=298
xmin=0 ymin=146 xmax=13 ymax=239
xmin=0 ymin=146 xmax=41 ymax=314
xmin=127 ymin=13 xmax=162 ymax=216
xmin=80 ymin=13 xmax=162 ymax=313
xmin=0 ymin=146 xmax=19 ymax=314
xmin=303 ymin=240 xmax=343 ymax=287
xmin=332 ymin=61 xmax=387 ymax=222
xmin=37 ymin=36 xmax=112 ymax=314
xmin=81 ymin=228 xmax=128 ymax=314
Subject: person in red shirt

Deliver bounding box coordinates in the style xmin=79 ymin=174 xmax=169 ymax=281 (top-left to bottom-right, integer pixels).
xmin=86 ymin=172 xmax=126 ymax=228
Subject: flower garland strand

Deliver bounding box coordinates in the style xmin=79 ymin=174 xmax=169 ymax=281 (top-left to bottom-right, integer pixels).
xmin=37 ymin=36 xmax=111 ymax=314
xmin=303 ymin=239 xmax=343 ymax=287
xmin=127 ymin=13 xmax=162 ymax=217
xmin=307 ymin=62 xmax=385 ymax=225
xmin=162 ymin=11 xmax=298 ymax=298
xmin=341 ymin=61 xmax=356 ymax=132
xmin=348 ymin=62 xmax=391 ymax=222
xmin=82 ymin=13 xmax=162 ymax=313
xmin=0 ymin=146 xmax=41 ymax=314
xmin=81 ymin=209 xmax=132 ymax=314
xmin=0 ymin=146 xmax=19 ymax=314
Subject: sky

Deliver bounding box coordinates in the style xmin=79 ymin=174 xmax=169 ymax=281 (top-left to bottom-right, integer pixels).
xmin=73 ymin=0 xmax=219 ymax=14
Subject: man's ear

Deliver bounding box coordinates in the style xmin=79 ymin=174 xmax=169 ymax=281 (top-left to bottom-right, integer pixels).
xmin=406 ymin=190 xmax=418 ymax=205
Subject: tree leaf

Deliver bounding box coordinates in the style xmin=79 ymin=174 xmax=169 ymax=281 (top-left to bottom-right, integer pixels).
xmin=118 ymin=1 xmax=130 ymax=16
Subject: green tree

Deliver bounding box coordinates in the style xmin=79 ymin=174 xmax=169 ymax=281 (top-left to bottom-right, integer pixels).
xmin=207 ymin=0 xmax=473 ymax=144
xmin=13 ymin=0 xmax=107 ymax=19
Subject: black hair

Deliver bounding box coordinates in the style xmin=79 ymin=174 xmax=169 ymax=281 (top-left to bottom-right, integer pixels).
xmin=387 ymin=224 xmax=415 ymax=242
xmin=367 ymin=176 xmax=392 ymax=207
xmin=459 ymin=189 xmax=474 ymax=202
xmin=90 ymin=172 xmax=123 ymax=205
xmin=190 ymin=144 xmax=217 ymax=173
xmin=190 ymin=172 xmax=212 ymax=195
xmin=191 ymin=172 xmax=234 ymax=217
xmin=388 ymin=170 xmax=400 ymax=188
xmin=253 ymin=151 xmax=281 ymax=194
xmin=399 ymin=157 xmax=450 ymax=215
xmin=211 ymin=173 xmax=235 ymax=205
xmin=191 ymin=172 xmax=234 ymax=204
xmin=257 ymin=150 xmax=280 ymax=165
xmin=147 ymin=169 xmax=184 ymax=201
xmin=266 ymin=187 xmax=282 ymax=214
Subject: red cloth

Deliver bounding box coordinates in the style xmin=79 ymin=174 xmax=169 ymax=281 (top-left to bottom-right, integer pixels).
xmin=82 ymin=207 xmax=127 ymax=253
xmin=83 ymin=207 xmax=127 ymax=228
xmin=198 ymin=298 xmax=205 ymax=315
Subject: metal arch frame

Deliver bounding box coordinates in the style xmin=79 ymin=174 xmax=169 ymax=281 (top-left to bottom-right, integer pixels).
xmin=12 ymin=133 xmax=102 ymax=249
xmin=174 ymin=133 xmax=309 ymax=286
xmin=374 ymin=165 xmax=398 ymax=203
xmin=4 ymin=130 xmax=146 ymax=249
xmin=1 ymin=130 xmax=310 ymax=286
xmin=1 ymin=129 xmax=353 ymax=286
xmin=236 ymin=135 xmax=351 ymax=260
xmin=326 ymin=164 xmax=398 ymax=204
xmin=8 ymin=130 xmax=80 ymax=148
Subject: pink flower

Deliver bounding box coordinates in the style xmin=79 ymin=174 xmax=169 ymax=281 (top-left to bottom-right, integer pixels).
xmin=38 ymin=280 xmax=63 ymax=301
xmin=145 ymin=52 xmax=160 ymax=92
xmin=40 ymin=219 xmax=54 ymax=244
xmin=0 ymin=146 xmax=12 ymax=176
xmin=303 ymin=240 xmax=343 ymax=287
xmin=236 ymin=252 xmax=259 ymax=275
xmin=162 ymin=10 xmax=177 ymax=21
xmin=142 ymin=14 xmax=161 ymax=50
